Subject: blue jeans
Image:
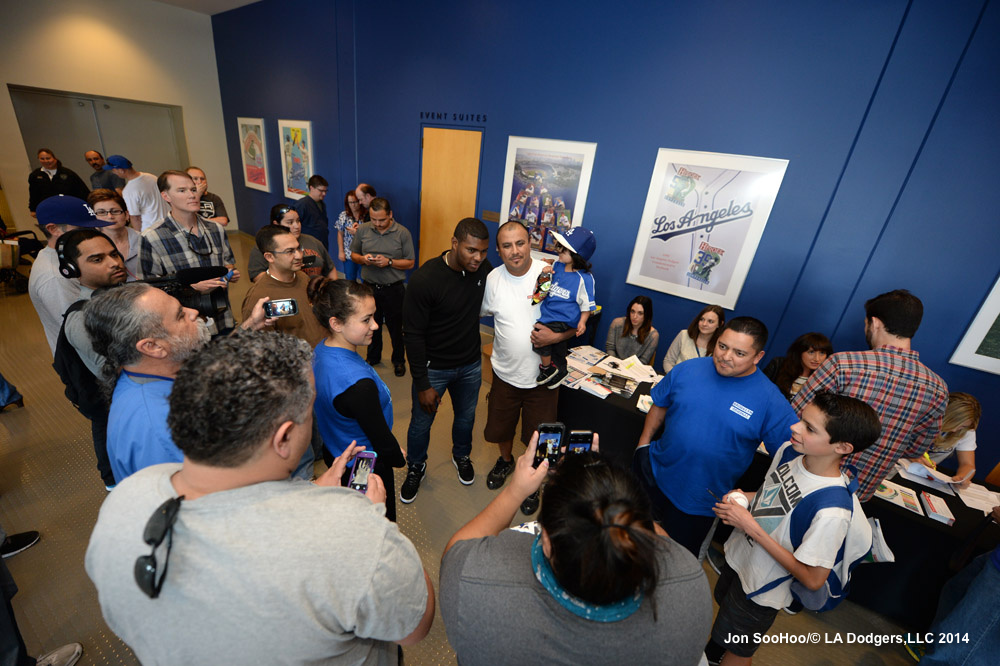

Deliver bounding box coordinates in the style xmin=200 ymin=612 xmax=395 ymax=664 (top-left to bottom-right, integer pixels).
xmin=342 ymin=258 xmax=360 ymax=282
xmin=922 ymin=549 xmax=1000 ymax=665
xmin=406 ymin=359 xmax=481 ymax=465
xmin=0 ymin=372 xmax=21 ymax=408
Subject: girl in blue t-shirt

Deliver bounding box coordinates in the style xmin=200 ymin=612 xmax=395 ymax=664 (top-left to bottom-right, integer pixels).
xmin=533 ymin=227 xmax=597 ymax=387
xmin=309 ymin=277 xmax=406 ymax=520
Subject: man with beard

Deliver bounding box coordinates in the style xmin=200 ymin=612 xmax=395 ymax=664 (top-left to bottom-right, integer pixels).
xmin=84 ymin=284 xmax=276 ymax=483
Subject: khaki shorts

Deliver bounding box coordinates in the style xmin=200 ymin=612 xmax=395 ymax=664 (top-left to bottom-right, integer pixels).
xmin=483 ymin=370 xmax=558 ymax=445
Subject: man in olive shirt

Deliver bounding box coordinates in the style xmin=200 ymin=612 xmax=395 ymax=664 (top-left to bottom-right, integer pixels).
xmin=241 ymin=225 xmax=326 ymax=348
xmin=350 ymin=197 xmax=415 ymax=375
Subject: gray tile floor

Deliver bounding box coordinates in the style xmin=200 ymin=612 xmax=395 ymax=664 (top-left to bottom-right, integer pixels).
xmin=0 ymin=233 xmax=917 ymax=665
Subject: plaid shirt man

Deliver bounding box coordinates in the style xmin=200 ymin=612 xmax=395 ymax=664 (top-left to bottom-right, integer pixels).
xmin=792 ymin=346 xmax=948 ymax=501
xmin=139 ymin=215 xmax=237 ymax=331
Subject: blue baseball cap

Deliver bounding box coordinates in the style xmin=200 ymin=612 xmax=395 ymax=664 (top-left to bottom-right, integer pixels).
xmin=36 ymin=196 xmax=111 ymax=228
xmin=551 ymin=226 xmax=596 ymax=261
xmin=102 ymin=155 xmax=132 ymax=170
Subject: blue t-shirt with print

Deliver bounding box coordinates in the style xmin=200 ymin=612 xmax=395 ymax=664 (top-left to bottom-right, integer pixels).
xmin=648 ymin=357 xmax=797 ymax=516
xmin=538 ymin=262 xmax=596 ymax=328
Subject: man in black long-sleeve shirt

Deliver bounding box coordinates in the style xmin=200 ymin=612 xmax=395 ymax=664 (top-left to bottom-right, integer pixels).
xmin=399 ymin=218 xmax=491 ymax=503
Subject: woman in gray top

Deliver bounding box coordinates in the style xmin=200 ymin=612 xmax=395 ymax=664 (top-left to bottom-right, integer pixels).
xmin=605 ymin=295 xmax=659 ymax=365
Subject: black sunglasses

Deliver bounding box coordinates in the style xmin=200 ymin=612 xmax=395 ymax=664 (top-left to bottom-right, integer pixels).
xmin=134 ymin=496 xmax=184 ymax=599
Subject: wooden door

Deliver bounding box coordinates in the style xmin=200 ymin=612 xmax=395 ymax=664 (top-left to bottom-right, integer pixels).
xmin=419 ymin=127 xmax=482 ymax=265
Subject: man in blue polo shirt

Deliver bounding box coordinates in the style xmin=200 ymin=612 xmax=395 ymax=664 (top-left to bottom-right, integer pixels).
xmin=83 ymin=283 xmax=293 ymax=483
xmin=634 ymin=316 xmax=797 ymax=557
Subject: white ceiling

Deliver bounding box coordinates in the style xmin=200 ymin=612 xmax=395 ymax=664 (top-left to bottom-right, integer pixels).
xmin=151 ymin=0 xmax=260 ymax=16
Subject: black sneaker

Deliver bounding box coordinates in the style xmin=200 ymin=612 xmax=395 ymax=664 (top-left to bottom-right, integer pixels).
xmin=520 ymin=491 xmax=540 ymax=516
xmin=394 ymin=363 xmax=406 ymax=377
xmin=486 ymin=456 xmax=515 ymax=490
xmin=453 ymin=456 xmax=475 ymax=485
xmin=399 ymin=463 xmax=426 ymax=504
xmin=1 ymin=531 xmax=40 ymax=559
xmin=535 ymin=364 xmax=557 ymax=385
xmin=545 ymin=366 xmax=569 ymax=389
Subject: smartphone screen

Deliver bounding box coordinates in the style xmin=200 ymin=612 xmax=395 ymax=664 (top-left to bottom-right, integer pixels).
xmin=533 ymin=423 xmax=565 ymax=468
xmin=263 ymin=298 xmax=298 ymax=318
xmin=348 ymin=452 xmax=377 ymax=492
xmin=566 ymin=430 xmax=593 ymax=454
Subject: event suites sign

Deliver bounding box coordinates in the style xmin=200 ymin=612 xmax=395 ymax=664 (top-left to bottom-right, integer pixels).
xmin=626 ymin=148 xmax=787 ymax=309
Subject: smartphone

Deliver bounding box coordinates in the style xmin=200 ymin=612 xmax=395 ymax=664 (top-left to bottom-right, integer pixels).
xmin=263 ymin=298 xmax=298 ymax=318
xmin=566 ymin=430 xmax=593 ymax=454
xmin=348 ymin=451 xmax=377 ymax=493
xmin=533 ymin=422 xmax=566 ymax=468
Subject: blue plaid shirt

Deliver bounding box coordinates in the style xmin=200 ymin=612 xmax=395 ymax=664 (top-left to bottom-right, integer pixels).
xmin=139 ymin=215 xmax=237 ymax=331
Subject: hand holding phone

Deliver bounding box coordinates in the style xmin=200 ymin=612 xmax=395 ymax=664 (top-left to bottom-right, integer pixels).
xmin=263 ymin=298 xmax=298 ymax=318
xmin=566 ymin=430 xmax=594 ymax=454
xmin=348 ymin=451 xmax=378 ymax=493
xmin=533 ymin=423 xmax=566 ymax=468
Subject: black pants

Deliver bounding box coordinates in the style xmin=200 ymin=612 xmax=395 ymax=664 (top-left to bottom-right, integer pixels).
xmin=366 ymin=281 xmax=405 ymax=366
xmin=632 ymin=445 xmax=715 ymax=557
xmin=84 ymin=407 xmax=115 ymax=486
xmin=531 ymin=321 xmax=571 ymax=369
xmin=1 ymin=560 xmax=33 ymax=666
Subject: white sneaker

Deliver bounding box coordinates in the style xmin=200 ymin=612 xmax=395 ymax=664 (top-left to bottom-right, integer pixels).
xmin=35 ymin=643 xmax=83 ymax=666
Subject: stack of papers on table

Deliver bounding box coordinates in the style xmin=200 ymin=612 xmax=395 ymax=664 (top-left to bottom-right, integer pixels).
xmin=568 ymin=345 xmax=607 ymax=366
xmin=955 ymin=483 xmax=1000 ymax=515
xmin=893 ymin=462 xmax=956 ymax=496
xmin=579 ymin=378 xmax=612 ymax=399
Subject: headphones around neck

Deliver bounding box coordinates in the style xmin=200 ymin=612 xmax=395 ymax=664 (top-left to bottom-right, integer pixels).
xmin=55 ymin=233 xmax=80 ymax=279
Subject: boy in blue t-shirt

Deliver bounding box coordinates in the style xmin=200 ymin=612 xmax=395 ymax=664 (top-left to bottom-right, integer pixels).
xmin=532 ymin=227 xmax=596 ymax=387
xmin=705 ymin=391 xmax=881 ymax=664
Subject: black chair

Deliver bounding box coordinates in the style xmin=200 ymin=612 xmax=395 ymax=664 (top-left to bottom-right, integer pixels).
xmin=0 ymin=215 xmax=42 ymax=293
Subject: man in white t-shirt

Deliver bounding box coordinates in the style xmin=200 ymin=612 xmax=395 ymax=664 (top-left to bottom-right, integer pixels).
xmin=479 ymin=221 xmax=576 ymax=515
xmin=105 ymin=155 xmax=169 ymax=232
xmin=85 ymin=330 xmax=434 ymax=665
xmin=27 ymin=195 xmax=111 ymax=355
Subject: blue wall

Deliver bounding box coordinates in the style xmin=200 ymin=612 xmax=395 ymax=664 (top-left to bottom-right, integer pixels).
xmin=214 ymin=0 xmax=1000 ymax=474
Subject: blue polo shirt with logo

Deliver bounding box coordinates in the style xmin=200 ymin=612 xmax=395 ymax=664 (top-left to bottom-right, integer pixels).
xmin=648 ymin=357 xmax=797 ymax=516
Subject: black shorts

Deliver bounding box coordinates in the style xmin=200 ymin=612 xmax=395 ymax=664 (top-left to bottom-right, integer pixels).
xmin=710 ymin=562 xmax=780 ymax=658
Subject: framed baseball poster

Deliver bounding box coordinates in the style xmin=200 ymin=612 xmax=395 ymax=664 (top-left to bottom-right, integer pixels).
xmin=277 ymin=119 xmax=313 ymax=199
xmin=237 ymin=117 xmax=269 ymax=192
xmin=626 ymin=148 xmax=788 ymax=309
xmin=950 ymin=273 xmax=1000 ymax=374
xmin=499 ymin=136 xmax=597 ymax=257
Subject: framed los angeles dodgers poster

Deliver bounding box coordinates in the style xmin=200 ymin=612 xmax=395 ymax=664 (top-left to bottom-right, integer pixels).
xmin=626 ymin=148 xmax=788 ymax=309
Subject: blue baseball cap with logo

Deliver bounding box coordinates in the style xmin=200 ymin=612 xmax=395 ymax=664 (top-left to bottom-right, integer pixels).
xmin=102 ymin=155 xmax=132 ymax=170
xmin=551 ymin=226 xmax=596 ymax=261
xmin=36 ymin=195 xmax=111 ymax=228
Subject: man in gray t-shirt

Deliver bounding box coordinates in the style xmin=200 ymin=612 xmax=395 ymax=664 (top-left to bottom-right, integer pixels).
xmin=349 ymin=197 xmax=415 ymax=374
xmin=85 ymin=330 xmax=434 ymax=665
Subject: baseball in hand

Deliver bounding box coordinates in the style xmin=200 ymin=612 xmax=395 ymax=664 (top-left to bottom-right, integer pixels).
xmin=727 ymin=491 xmax=749 ymax=509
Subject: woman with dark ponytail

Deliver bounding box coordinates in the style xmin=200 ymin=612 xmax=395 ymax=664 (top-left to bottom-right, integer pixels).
xmin=310 ymin=277 xmax=406 ymax=521
xmin=440 ymin=435 xmax=712 ymax=664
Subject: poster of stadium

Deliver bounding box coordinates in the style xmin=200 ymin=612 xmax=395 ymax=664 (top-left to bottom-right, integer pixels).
xmin=950 ymin=274 xmax=1000 ymax=374
xmin=626 ymin=148 xmax=788 ymax=309
xmin=499 ymin=136 xmax=597 ymax=257
xmin=277 ymin=119 xmax=313 ymax=199
xmin=237 ymin=117 xmax=269 ymax=192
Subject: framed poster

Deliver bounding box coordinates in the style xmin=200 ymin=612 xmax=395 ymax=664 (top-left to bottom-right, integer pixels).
xmin=950 ymin=273 xmax=1000 ymax=374
xmin=277 ymin=119 xmax=313 ymax=199
xmin=237 ymin=117 xmax=269 ymax=192
xmin=499 ymin=136 xmax=596 ymax=256
xmin=626 ymin=148 xmax=788 ymax=309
